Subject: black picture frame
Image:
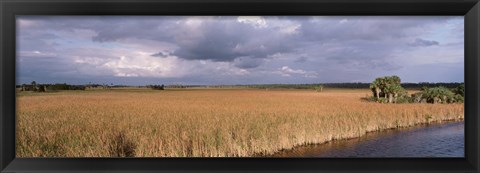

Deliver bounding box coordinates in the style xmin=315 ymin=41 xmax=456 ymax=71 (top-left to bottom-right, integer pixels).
xmin=1 ymin=0 xmax=479 ymax=172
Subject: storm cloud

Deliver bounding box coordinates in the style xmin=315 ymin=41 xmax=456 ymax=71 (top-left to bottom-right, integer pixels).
xmin=16 ymin=16 xmax=464 ymax=85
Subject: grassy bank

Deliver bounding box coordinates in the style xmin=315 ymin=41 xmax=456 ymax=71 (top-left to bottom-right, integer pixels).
xmin=16 ymin=88 xmax=464 ymax=157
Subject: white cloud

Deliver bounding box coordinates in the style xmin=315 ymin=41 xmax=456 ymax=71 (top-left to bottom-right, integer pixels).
xmin=280 ymin=24 xmax=301 ymax=34
xmin=17 ymin=19 xmax=38 ymax=28
xmin=237 ymin=16 xmax=268 ymax=28
xmin=275 ymin=66 xmax=318 ymax=78
xmin=281 ymin=66 xmax=306 ymax=74
xmin=339 ymin=19 xmax=348 ymax=24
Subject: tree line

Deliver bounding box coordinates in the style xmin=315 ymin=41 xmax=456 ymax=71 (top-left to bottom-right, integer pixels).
xmin=18 ymin=81 xmax=86 ymax=92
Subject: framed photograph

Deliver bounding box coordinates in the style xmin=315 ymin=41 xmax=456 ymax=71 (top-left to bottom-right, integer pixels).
xmin=1 ymin=0 xmax=479 ymax=172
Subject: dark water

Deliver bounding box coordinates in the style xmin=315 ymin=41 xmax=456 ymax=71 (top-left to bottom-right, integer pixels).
xmin=273 ymin=121 xmax=464 ymax=157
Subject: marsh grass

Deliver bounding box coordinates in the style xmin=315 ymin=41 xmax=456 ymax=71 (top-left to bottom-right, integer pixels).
xmin=16 ymin=89 xmax=464 ymax=157
xmin=108 ymin=131 xmax=137 ymax=157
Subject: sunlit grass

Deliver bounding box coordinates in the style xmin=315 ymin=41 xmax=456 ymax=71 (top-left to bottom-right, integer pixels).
xmin=16 ymin=88 xmax=464 ymax=157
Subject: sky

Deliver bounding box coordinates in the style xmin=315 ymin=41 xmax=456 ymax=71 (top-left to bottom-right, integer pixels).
xmin=16 ymin=16 xmax=464 ymax=85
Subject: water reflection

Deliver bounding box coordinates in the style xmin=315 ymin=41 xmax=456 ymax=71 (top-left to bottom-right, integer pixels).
xmin=273 ymin=121 xmax=464 ymax=157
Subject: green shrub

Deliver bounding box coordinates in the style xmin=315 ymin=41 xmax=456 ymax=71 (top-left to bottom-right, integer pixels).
xmin=454 ymin=94 xmax=464 ymax=103
xmin=377 ymin=97 xmax=388 ymax=103
xmin=411 ymin=92 xmax=424 ymax=103
xmin=369 ymin=77 xmax=463 ymax=104
xmin=364 ymin=96 xmax=378 ymax=102
xmin=423 ymin=86 xmax=455 ymax=104
xmin=396 ymin=96 xmax=413 ymax=104
xmin=453 ymin=84 xmax=464 ymax=97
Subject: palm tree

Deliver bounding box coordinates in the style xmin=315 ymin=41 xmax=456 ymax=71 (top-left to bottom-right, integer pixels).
xmin=369 ymin=79 xmax=381 ymax=99
xmin=391 ymin=75 xmax=401 ymax=85
xmin=379 ymin=77 xmax=388 ymax=98
xmin=389 ymin=85 xmax=404 ymax=103
xmin=383 ymin=85 xmax=394 ymax=103
xmin=372 ymin=76 xmax=405 ymax=103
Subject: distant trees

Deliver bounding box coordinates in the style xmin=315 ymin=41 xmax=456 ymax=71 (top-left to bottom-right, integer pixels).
xmin=369 ymin=76 xmax=464 ymax=104
xmin=20 ymin=81 xmax=45 ymax=92
xmin=38 ymin=85 xmax=46 ymax=92
xmin=31 ymin=81 xmax=37 ymax=89
xmin=20 ymin=81 xmax=85 ymax=92
xmin=315 ymin=84 xmax=325 ymax=92
xmin=148 ymin=84 xmax=165 ymax=90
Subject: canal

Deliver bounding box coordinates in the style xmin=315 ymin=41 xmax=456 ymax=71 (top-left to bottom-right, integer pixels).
xmin=273 ymin=121 xmax=464 ymax=157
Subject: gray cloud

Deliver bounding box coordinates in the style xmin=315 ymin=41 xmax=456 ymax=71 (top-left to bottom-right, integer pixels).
xmin=409 ymin=38 xmax=440 ymax=47
xmin=298 ymin=16 xmax=446 ymax=41
xmin=233 ymin=56 xmax=264 ymax=69
xmin=170 ymin=17 xmax=297 ymax=62
xmin=151 ymin=52 xmax=170 ymax=58
xmin=294 ymin=56 xmax=308 ymax=63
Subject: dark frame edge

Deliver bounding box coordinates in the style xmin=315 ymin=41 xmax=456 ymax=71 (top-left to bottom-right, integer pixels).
xmin=0 ymin=0 xmax=3 ymax=171
xmin=1 ymin=0 xmax=16 ymax=171
xmin=465 ymin=2 xmax=480 ymax=171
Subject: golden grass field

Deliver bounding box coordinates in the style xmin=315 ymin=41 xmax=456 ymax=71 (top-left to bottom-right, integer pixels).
xmin=16 ymin=88 xmax=464 ymax=157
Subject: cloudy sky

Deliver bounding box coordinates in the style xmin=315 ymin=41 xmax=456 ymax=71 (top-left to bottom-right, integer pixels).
xmin=17 ymin=16 xmax=464 ymax=85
